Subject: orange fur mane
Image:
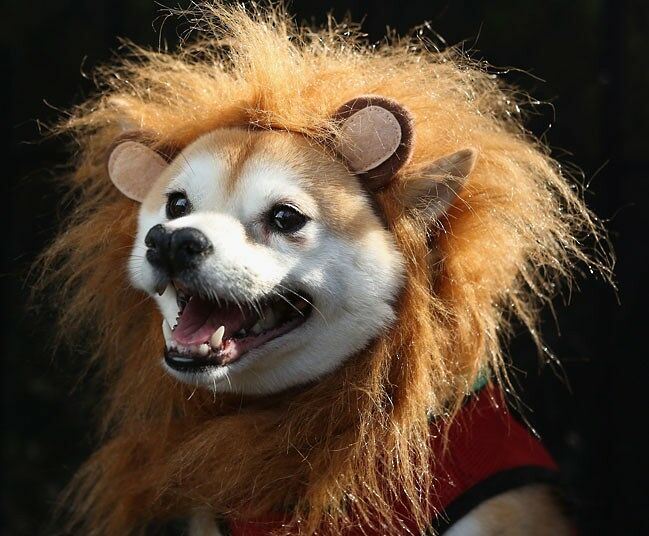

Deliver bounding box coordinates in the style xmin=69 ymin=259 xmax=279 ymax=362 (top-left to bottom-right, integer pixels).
xmin=40 ymin=3 xmax=608 ymax=534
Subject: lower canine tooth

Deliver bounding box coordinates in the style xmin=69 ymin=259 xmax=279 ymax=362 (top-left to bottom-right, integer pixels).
xmin=210 ymin=326 xmax=225 ymax=349
xmin=198 ymin=343 xmax=209 ymax=356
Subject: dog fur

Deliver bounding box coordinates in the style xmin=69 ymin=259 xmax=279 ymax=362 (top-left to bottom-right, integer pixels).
xmin=40 ymin=3 xmax=608 ymax=534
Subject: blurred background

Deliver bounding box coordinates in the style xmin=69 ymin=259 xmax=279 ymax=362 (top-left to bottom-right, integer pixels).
xmin=3 ymin=0 xmax=648 ymax=534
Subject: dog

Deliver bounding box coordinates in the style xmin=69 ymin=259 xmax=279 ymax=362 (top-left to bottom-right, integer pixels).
xmin=42 ymin=3 xmax=605 ymax=534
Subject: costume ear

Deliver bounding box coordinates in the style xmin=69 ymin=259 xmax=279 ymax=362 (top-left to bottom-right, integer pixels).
xmin=107 ymin=139 xmax=170 ymax=202
xmin=334 ymin=95 xmax=415 ymax=191
xmin=401 ymin=148 xmax=477 ymax=221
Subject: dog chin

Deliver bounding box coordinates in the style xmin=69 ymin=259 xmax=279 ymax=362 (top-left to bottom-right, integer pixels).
xmin=162 ymin=358 xmax=231 ymax=390
xmin=159 ymin=305 xmax=395 ymax=395
xmin=160 ymin=324 xmax=313 ymax=394
xmin=152 ymin=280 xmax=320 ymax=394
xmin=147 ymin=267 xmax=400 ymax=395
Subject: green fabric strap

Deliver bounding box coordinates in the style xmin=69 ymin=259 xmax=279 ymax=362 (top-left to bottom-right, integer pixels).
xmin=471 ymin=368 xmax=490 ymax=393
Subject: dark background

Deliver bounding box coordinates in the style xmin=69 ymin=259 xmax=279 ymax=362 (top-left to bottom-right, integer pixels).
xmin=3 ymin=1 xmax=648 ymax=534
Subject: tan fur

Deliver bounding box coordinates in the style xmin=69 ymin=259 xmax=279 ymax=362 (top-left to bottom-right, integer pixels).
xmin=141 ymin=163 xmax=175 ymax=212
xmin=251 ymin=131 xmax=381 ymax=238
xmin=142 ymin=128 xmax=381 ymax=240
xmin=446 ymin=485 xmax=572 ymax=535
xmin=38 ymin=3 xmax=610 ymax=535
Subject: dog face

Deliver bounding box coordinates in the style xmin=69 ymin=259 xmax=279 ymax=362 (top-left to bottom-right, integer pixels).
xmin=127 ymin=128 xmax=405 ymax=394
xmin=108 ymin=98 xmax=476 ymax=395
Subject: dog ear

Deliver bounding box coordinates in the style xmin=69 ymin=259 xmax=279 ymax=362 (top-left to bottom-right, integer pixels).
xmin=333 ymin=95 xmax=415 ymax=191
xmin=107 ymin=136 xmax=172 ymax=202
xmin=400 ymin=148 xmax=477 ymax=221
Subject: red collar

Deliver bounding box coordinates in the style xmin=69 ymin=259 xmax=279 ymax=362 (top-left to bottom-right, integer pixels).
xmin=227 ymin=386 xmax=558 ymax=535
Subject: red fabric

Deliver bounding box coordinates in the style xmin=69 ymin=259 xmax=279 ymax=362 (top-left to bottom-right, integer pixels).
xmin=228 ymin=386 xmax=558 ymax=535
xmin=427 ymin=386 xmax=557 ymax=510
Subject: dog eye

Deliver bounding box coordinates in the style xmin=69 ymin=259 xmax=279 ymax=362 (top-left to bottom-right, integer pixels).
xmin=166 ymin=192 xmax=191 ymax=219
xmin=268 ymin=204 xmax=308 ymax=233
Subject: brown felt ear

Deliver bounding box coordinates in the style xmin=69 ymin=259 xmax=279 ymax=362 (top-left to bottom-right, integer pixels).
xmin=401 ymin=148 xmax=477 ymax=221
xmin=334 ymin=95 xmax=415 ymax=191
xmin=107 ymin=140 xmax=170 ymax=202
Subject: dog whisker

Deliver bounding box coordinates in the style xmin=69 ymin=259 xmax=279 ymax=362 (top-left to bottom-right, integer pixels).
xmin=276 ymin=284 xmax=327 ymax=325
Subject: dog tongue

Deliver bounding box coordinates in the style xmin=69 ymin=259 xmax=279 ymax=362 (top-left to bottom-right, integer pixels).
xmin=173 ymin=296 xmax=247 ymax=346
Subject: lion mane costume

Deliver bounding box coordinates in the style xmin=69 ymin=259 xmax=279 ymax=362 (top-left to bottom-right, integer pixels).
xmin=40 ymin=3 xmax=607 ymax=535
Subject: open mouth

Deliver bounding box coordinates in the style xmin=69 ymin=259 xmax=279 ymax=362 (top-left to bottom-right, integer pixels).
xmin=163 ymin=285 xmax=313 ymax=372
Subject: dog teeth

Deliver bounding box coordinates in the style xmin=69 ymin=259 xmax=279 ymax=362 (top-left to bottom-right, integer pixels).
xmin=198 ymin=343 xmax=210 ymax=356
xmin=155 ymin=281 xmax=168 ymax=296
xmin=210 ymin=326 xmax=225 ymax=349
xmin=162 ymin=320 xmax=173 ymax=343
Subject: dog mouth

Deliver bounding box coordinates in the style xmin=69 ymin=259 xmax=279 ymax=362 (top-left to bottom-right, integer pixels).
xmin=163 ymin=284 xmax=313 ymax=372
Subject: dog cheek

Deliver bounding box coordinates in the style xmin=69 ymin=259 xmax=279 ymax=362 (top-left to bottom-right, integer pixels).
xmin=128 ymin=207 xmax=165 ymax=293
xmin=154 ymin=288 xmax=180 ymax=328
xmin=127 ymin=242 xmax=155 ymax=292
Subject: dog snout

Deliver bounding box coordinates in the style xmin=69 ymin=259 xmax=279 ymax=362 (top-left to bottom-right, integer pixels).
xmin=145 ymin=224 xmax=213 ymax=275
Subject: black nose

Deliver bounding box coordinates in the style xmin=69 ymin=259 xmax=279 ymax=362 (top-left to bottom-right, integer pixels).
xmin=145 ymin=224 xmax=213 ymax=274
